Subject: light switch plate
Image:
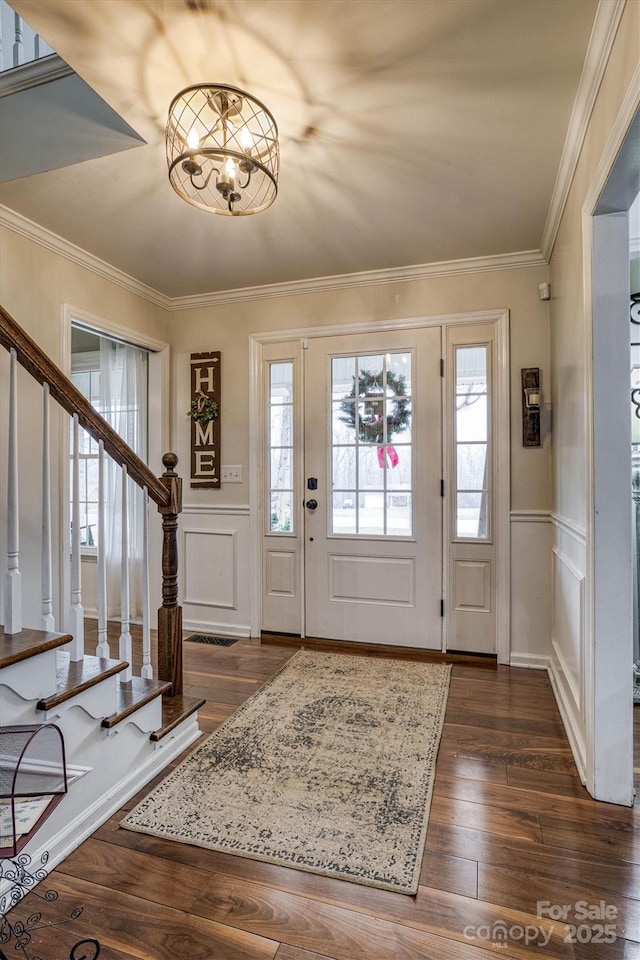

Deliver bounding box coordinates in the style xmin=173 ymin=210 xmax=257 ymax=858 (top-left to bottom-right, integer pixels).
xmin=221 ymin=464 xmax=242 ymax=482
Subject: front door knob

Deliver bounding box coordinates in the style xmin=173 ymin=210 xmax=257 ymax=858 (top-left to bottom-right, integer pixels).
xmin=306 ymin=499 xmax=318 ymax=510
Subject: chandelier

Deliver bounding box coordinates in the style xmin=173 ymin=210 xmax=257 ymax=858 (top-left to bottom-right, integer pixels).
xmin=166 ymin=84 xmax=279 ymax=216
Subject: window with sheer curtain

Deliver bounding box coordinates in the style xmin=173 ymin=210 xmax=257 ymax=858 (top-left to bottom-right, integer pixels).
xmin=71 ymin=327 xmax=148 ymax=617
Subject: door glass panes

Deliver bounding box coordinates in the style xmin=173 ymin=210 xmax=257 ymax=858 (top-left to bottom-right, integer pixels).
xmin=268 ymin=361 xmax=294 ymax=532
xmin=331 ymin=352 xmax=412 ymax=536
xmin=455 ymin=345 xmax=490 ymax=538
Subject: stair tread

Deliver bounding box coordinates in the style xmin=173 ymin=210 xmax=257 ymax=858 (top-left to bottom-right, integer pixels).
xmin=1 ymin=627 xmax=73 ymax=669
xmin=37 ymin=652 xmax=129 ymax=711
xmin=101 ymin=676 xmax=173 ymax=729
xmin=151 ymin=694 xmax=206 ymax=742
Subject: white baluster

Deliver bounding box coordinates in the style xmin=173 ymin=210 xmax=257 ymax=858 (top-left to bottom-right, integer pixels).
xmin=141 ymin=487 xmax=152 ymax=679
xmin=69 ymin=414 xmax=84 ymax=660
xmin=96 ymin=441 xmax=109 ymax=658
xmin=33 ymin=33 xmax=40 ymax=60
xmin=12 ymin=13 xmax=23 ymax=67
xmin=4 ymin=349 xmax=22 ymax=635
xmin=41 ymin=384 xmax=55 ymax=633
xmin=119 ymin=466 xmax=132 ymax=681
xmin=0 ymin=10 xmax=5 ymax=73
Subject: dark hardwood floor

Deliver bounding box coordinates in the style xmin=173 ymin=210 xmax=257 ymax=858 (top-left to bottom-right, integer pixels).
xmin=4 ymin=628 xmax=640 ymax=960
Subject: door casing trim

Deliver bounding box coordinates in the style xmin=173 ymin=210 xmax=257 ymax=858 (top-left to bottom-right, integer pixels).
xmin=249 ymin=309 xmax=511 ymax=662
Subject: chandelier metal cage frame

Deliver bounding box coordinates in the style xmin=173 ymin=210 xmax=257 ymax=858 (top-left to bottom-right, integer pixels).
xmin=166 ymin=83 xmax=279 ymax=216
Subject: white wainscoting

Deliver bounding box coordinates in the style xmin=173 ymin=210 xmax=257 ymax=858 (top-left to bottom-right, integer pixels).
xmin=551 ymin=547 xmax=584 ymax=713
xmin=508 ymin=511 xmax=553 ymax=669
xmin=548 ymin=516 xmax=588 ymax=783
xmin=181 ymin=504 xmax=251 ymax=638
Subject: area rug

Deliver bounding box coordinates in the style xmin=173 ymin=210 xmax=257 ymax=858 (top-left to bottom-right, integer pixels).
xmin=121 ymin=650 xmax=451 ymax=894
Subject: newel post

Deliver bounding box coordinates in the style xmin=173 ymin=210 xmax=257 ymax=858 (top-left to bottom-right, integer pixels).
xmin=157 ymin=452 xmax=183 ymax=695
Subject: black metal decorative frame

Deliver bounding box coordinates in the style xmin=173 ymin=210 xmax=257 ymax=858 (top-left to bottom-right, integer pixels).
xmin=0 ymin=852 xmax=100 ymax=960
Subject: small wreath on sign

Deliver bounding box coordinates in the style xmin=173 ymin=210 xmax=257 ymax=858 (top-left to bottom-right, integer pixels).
xmin=339 ymin=370 xmax=410 ymax=443
xmin=187 ymin=394 xmax=219 ymax=424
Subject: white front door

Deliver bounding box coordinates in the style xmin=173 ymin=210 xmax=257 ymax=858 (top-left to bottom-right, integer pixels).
xmin=303 ymin=328 xmax=443 ymax=648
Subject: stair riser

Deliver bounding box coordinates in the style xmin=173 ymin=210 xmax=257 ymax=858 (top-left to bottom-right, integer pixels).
xmin=34 ymin=697 xmax=164 ymax=768
xmin=1 ymin=683 xmax=46 ymax=726
xmin=0 ymin=650 xmax=59 ymax=700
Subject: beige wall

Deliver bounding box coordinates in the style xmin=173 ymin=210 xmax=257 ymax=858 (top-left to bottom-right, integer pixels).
xmin=551 ymin=0 xmax=639 ymax=527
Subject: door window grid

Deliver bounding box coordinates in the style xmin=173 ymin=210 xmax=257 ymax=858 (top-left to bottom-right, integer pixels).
xmin=454 ymin=345 xmax=490 ymax=539
xmin=268 ymin=361 xmax=294 ymax=533
xmin=331 ymin=352 xmax=412 ymax=536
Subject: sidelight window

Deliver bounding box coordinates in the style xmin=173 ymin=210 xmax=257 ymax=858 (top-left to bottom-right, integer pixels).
xmin=454 ymin=344 xmax=490 ymax=539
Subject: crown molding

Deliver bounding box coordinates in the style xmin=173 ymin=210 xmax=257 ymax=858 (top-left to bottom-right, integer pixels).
xmin=0 ymin=205 xmax=172 ymax=309
xmin=167 ymin=249 xmax=546 ymax=311
xmin=1 ymin=203 xmax=545 ymax=310
xmin=0 ymin=54 xmax=72 ymax=98
xmin=540 ymin=0 xmax=627 ymax=261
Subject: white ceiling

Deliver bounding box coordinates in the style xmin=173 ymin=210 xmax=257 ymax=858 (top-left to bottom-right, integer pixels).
xmin=1 ymin=0 xmax=600 ymax=298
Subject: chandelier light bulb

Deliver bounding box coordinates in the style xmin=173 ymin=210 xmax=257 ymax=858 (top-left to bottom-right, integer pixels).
xmin=186 ymin=128 xmax=200 ymax=150
xmin=240 ymin=127 xmax=254 ymax=151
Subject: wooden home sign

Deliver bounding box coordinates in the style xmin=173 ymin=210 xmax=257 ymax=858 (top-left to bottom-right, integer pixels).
xmin=190 ymin=351 xmax=221 ymax=488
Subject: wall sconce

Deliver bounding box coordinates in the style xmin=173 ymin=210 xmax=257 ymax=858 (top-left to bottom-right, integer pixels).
xmin=522 ymin=368 xmax=541 ymax=446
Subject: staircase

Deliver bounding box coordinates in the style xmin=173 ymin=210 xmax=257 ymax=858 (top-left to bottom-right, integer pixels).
xmin=0 ymin=306 xmax=205 ymax=895
xmin=1 ymin=627 xmax=204 ymax=886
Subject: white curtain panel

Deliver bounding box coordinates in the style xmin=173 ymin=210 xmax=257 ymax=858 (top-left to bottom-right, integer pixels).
xmin=100 ymin=339 xmax=148 ymax=619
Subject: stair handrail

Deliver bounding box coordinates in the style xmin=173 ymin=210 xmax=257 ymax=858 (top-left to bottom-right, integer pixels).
xmin=0 ymin=305 xmax=168 ymax=507
xmin=0 ymin=304 xmax=184 ymax=694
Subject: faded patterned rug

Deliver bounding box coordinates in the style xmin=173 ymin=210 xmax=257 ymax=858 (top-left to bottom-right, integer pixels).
xmin=121 ymin=650 xmax=451 ymax=894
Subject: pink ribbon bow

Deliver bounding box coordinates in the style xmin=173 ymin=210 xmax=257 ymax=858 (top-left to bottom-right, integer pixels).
xmin=377 ymin=445 xmax=399 ymax=468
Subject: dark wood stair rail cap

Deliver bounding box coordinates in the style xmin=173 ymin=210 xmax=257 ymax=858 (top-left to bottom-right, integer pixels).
xmin=0 ymin=304 xmax=168 ymax=508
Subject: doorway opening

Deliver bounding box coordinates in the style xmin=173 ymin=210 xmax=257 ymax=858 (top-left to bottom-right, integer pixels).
xmin=587 ymin=104 xmax=639 ymax=805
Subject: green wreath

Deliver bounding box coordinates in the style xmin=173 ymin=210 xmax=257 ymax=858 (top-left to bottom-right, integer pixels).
xmin=187 ymin=395 xmax=219 ymax=424
xmin=339 ymin=370 xmax=410 ymax=443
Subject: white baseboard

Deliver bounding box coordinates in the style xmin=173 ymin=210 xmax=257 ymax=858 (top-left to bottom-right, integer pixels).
xmin=183 ymin=618 xmax=250 ymax=639
xmin=509 ymin=653 xmax=551 ymax=670
xmin=547 ymin=660 xmax=587 ymax=786
xmin=0 ymin=721 xmax=202 ymax=902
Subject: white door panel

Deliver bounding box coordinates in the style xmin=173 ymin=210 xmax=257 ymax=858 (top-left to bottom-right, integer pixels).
xmin=304 ymin=328 xmax=442 ymax=648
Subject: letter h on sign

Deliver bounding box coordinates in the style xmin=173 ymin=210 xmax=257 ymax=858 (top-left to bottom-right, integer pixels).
xmin=190 ymin=351 xmax=221 ymax=488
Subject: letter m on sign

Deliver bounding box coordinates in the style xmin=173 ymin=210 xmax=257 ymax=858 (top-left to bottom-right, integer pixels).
xmin=190 ymin=351 xmax=221 ymax=488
